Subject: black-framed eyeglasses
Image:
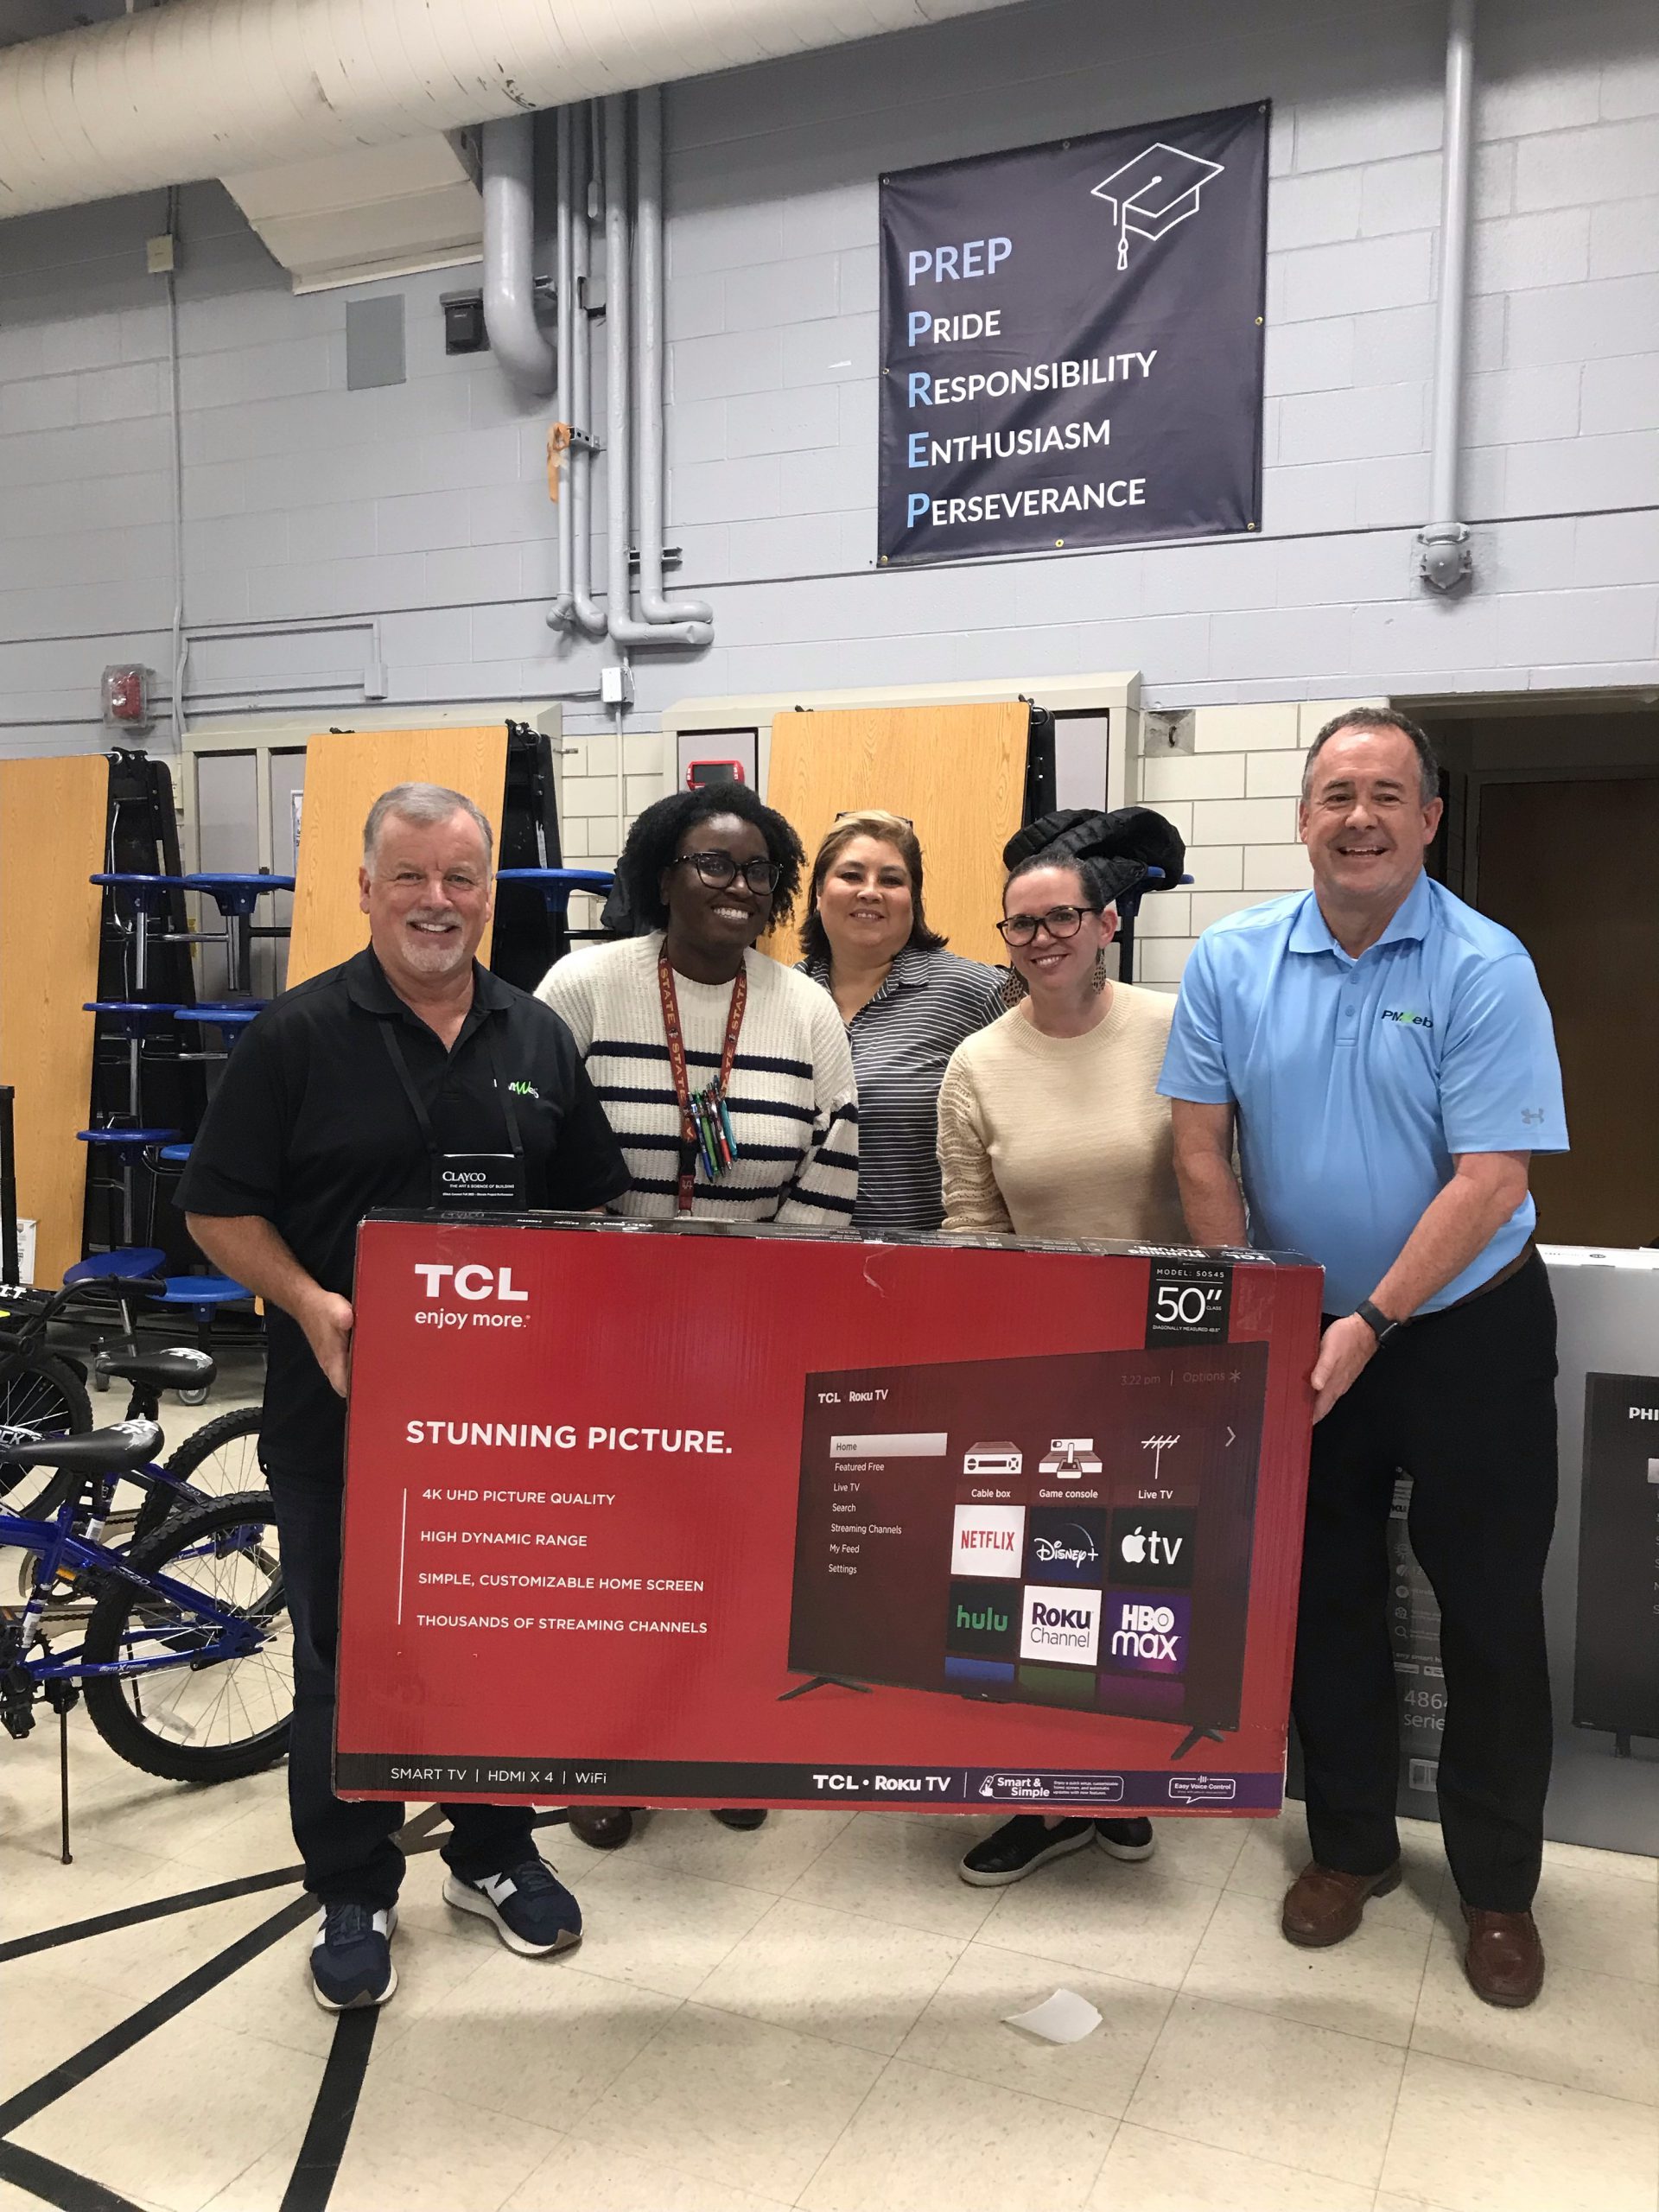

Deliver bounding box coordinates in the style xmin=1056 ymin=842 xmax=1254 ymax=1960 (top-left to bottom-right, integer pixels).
xmin=671 ymin=850 xmax=781 ymax=894
xmin=996 ymin=904 xmax=1101 ymax=946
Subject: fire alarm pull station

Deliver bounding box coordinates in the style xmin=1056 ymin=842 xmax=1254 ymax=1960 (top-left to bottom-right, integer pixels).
xmin=686 ymin=760 xmax=746 ymax=791
xmin=101 ymin=665 xmax=154 ymax=731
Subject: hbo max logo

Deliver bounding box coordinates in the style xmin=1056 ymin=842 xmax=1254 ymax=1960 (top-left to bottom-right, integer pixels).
xmin=1104 ymin=1591 xmax=1192 ymax=1675
xmin=1019 ymin=1586 xmax=1102 ymax=1665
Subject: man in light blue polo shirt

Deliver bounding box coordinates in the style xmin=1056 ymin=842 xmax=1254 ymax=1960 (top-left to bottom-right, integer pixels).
xmin=1160 ymin=707 xmax=1566 ymax=2011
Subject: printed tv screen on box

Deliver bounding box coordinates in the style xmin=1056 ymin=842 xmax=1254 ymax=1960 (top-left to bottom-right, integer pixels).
xmin=336 ymin=1216 xmax=1321 ymax=1817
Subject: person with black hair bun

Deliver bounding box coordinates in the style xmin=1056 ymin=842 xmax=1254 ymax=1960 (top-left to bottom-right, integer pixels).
xmin=937 ymin=844 xmax=1185 ymax=1891
xmin=536 ymin=779 xmax=858 ymax=1853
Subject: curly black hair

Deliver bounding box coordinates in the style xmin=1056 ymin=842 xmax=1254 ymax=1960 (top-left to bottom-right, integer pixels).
xmin=613 ymin=782 xmax=806 ymax=933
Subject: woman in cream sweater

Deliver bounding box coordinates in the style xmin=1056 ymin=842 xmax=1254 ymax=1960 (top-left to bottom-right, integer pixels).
xmin=937 ymin=852 xmax=1185 ymax=1246
xmin=936 ymin=848 xmax=1185 ymax=1890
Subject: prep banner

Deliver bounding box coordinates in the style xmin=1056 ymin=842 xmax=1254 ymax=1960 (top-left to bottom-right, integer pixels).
xmin=336 ymin=1216 xmax=1320 ymax=1816
xmin=878 ymin=102 xmax=1268 ymax=565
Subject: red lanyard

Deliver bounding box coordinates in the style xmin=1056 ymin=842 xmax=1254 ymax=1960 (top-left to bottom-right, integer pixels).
xmin=658 ymin=950 xmax=747 ymax=1213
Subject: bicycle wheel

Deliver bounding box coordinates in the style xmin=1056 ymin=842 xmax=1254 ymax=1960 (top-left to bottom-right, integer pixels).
xmin=130 ymin=1404 xmax=264 ymax=1542
xmin=0 ymin=1353 xmax=93 ymax=1504
xmin=82 ymin=1491 xmax=291 ymax=1783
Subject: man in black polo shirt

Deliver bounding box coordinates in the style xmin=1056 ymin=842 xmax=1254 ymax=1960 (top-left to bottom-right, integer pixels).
xmin=181 ymin=780 xmax=627 ymax=2012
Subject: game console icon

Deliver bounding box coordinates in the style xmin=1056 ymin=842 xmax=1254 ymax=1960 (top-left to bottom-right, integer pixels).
xmin=1039 ymin=1437 xmax=1103 ymax=1479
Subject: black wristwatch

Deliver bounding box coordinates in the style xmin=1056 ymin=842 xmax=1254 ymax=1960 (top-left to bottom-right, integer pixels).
xmin=1355 ymin=1298 xmax=1405 ymax=1345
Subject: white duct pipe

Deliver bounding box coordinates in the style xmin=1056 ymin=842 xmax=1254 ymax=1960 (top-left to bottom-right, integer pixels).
xmin=1418 ymin=0 xmax=1476 ymax=592
xmin=564 ymin=102 xmax=608 ymax=640
xmin=603 ymin=93 xmax=705 ymax=651
xmin=0 ymin=0 xmax=1007 ymax=219
xmin=634 ymin=85 xmax=715 ymax=634
xmin=481 ymin=116 xmax=555 ymax=397
xmin=548 ymin=105 xmax=575 ymax=629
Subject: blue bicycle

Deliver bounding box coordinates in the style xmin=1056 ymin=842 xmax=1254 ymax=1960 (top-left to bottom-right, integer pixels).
xmin=0 ymin=1398 xmax=290 ymax=1794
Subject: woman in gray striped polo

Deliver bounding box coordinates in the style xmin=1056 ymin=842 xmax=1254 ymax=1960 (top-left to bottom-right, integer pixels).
xmin=798 ymin=810 xmax=1003 ymax=1234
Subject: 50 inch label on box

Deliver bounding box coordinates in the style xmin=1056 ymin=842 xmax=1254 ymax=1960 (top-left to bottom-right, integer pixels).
xmin=1145 ymin=1256 xmax=1232 ymax=1345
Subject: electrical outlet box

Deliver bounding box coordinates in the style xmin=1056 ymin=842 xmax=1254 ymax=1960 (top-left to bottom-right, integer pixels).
xmin=145 ymin=233 xmax=175 ymax=276
xmin=600 ymin=664 xmax=635 ymax=708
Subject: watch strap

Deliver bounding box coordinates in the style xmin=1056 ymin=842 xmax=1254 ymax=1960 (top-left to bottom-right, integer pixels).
xmin=1356 ymin=1298 xmax=1402 ymax=1344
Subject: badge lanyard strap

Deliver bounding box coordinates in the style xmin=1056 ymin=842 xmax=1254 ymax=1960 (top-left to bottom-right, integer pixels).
xmin=381 ymin=1015 xmax=524 ymax=1169
xmin=657 ymin=950 xmax=745 ymax=1213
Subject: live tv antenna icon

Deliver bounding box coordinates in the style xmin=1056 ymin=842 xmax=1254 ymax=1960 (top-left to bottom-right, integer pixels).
xmin=1091 ymin=143 xmax=1225 ymax=271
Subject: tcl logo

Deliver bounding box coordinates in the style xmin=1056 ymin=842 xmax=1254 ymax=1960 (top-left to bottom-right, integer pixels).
xmin=413 ymin=1264 xmax=528 ymax=1304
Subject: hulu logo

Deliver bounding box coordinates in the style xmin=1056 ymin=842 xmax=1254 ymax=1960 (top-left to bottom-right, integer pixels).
xmin=955 ymin=1600 xmax=1010 ymax=1634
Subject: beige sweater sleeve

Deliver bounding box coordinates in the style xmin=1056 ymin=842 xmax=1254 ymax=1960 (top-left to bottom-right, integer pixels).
xmin=937 ymin=1048 xmax=1014 ymax=1236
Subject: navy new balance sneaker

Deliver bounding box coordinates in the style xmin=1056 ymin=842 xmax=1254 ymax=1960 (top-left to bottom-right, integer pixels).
xmin=442 ymin=1857 xmax=582 ymax=1956
xmin=310 ymin=1902 xmax=397 ymax=2011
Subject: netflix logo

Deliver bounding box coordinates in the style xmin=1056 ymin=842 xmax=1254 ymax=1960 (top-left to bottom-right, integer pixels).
xmin=950 ymin=1503 xmax=1026 ymax=1581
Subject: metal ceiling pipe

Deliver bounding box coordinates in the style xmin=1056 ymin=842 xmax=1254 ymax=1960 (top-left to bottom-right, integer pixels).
xmin=634 ymin=84 xmax=715 ymax=634
xmin=1417 ymin=0 xmax=1477 ymax=593
xmin=480 ymin=116 xmax=556 ymax=397
xmin=563 ymin=102 xmax=608 ymax=640
xmin=601 ymin=92 xmax=707 ymax=651
xmin=0 ymin=0 xmax=1008 ymax=220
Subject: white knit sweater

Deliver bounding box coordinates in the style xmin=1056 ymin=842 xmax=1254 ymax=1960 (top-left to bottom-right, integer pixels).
xmin=537 ymin=933 xmax=859 ymax=1225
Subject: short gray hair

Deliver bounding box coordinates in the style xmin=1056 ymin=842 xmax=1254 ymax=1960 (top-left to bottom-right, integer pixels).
xmin=363 ymin=783 xmax=494 ymax=867
xmin=1302 ymin=708 xmax=1440 ymax=805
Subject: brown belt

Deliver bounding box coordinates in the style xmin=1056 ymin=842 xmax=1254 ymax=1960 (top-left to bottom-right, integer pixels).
xmin=1433 ymin=1238 xmax=1537 ymax=1316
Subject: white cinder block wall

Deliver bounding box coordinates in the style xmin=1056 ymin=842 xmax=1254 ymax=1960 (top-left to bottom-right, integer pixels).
xmin=0 ymin=0 xmax=1655 ymax=976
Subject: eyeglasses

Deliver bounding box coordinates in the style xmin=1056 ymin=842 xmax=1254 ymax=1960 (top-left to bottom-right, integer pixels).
xmin=671 ymin=850 xmax=781 ymax=894
xmin=996 ymin=904 xmax=1101 ymax=946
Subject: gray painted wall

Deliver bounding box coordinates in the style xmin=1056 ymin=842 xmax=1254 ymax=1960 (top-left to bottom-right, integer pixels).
xmin=0 ymin=0 xmax=1655 ymax=765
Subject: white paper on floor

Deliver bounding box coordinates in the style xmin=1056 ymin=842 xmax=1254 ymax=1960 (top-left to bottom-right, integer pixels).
xmin=1002 ymin=1987 xmax=1102 ymax=2044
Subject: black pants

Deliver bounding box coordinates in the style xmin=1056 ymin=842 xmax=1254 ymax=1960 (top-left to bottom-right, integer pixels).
xmin=270 ymin=1468 xmax=535 ymax=1910
xmin=1292 ymin=1253 xmax=1558 ymax=1913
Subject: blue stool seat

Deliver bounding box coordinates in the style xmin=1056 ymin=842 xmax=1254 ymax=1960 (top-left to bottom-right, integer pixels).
xmin=175 ymin=1003 xmax=264 ymax=1027
xmin=77 ymin=1127 xmax=181 ymax=1147
xmin=64 ymin=1248 xmax=166 ymax=1287
xmin=157 ymin=1144 xmax=193 ymax=1166
xmin=181 ymin=873 xmax=295 ymax=918
xmin=496 ymin=868 xmax=614 ymax=912
xmin=154 ymin=1275 xmax=248 ymax=1309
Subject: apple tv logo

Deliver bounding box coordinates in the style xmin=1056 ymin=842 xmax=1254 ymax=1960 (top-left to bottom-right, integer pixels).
xmin=1109 ymin=1505 xmax=1196 ymax=1589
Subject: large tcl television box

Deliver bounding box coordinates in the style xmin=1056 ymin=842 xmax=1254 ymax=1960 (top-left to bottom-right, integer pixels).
xmin=336 ymin=1216 xmax=1321 ymax=1817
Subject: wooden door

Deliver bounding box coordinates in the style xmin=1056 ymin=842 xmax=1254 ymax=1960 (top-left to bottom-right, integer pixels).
xmin=762 ymin=702 xmax=1029 ymax=967
xmin=1475 ymin=774 xmax=1659 ymax=1247
xmin=0 ymin=755 xmax=109 ymax=1283
xmin=286 ymin=728 xmax=510 ymax=988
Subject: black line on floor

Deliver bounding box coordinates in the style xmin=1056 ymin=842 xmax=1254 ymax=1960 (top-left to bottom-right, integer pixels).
xmin=0 ymin=2139 xmax=149 ymax=2212
xmin=0 ymin=1862 xmax=307 ymax=1964
xmin=0 ymin=1894 xmax=315 ymax=2139
xmin=277 ymin=2008 xmax=379 ymax=2212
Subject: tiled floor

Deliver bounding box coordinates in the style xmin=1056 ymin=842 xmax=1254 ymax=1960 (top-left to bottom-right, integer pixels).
xmin=2 ymin=1365 xmax=1656 ymax=2212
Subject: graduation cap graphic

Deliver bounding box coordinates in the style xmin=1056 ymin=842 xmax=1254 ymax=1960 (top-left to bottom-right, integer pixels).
xmin=1091 ymin=142 xmax=1225 ymax=270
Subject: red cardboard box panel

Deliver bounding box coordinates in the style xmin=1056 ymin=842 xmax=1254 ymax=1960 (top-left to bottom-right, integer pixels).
xmin=336 ymin=1216 xmax=1321 ymax=1815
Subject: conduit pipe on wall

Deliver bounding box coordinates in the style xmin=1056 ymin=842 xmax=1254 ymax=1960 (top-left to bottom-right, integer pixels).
xmin=634 ymin=86 xmax=715 ymax=632
xmin=0 ymin=0 xmax=1009 ymax=219
xmin=563 ymin=102 xmax=608 ymax=641
xmin=1417 ymin=0 xmax=1477 ymax=593
xmin=480 ymin=116 xmax=556 ymax=397
xmin=602 ymin=93 xmax=709 ymax=651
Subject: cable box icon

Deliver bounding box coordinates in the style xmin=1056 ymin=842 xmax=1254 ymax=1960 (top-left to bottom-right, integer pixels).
xmin=1039 ymin=1438 xmax=1103 ymax=1479
xmin=963 ymin=1441 xmax=1022 ymax=1476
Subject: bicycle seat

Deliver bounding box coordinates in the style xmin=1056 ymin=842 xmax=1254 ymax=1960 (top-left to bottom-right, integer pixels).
xmin=0 ymin=1419 xmax=162 ymax=1476
xmin=94 ymin=1346 xmax=217 ymax=1391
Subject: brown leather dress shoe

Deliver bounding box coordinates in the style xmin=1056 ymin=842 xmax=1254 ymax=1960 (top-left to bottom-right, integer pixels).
xmin=1281 ymin=1859 xmax=1403 ymax=1947
xmin=567 ymin=1806 xmax=635 ymax=1850
xmin=1462 ymin=1904 xmax=1545 ymax=2007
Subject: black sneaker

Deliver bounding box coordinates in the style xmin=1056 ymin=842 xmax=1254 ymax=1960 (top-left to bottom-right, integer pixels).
xmin=1096 ymin=1818 xmax=1156 ymax=1861
xmin=443 ymin=1857 xmax=582 ymax=1956
xmin=310 ymin=1902 xmax=397 ymax=2012
xmin=958 ymin=1815 xmax=1095 ymax=1887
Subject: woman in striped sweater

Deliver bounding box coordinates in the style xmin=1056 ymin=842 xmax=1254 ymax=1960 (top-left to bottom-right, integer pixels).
xmin=536 ymin=779 xmax=858 ymax=1850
